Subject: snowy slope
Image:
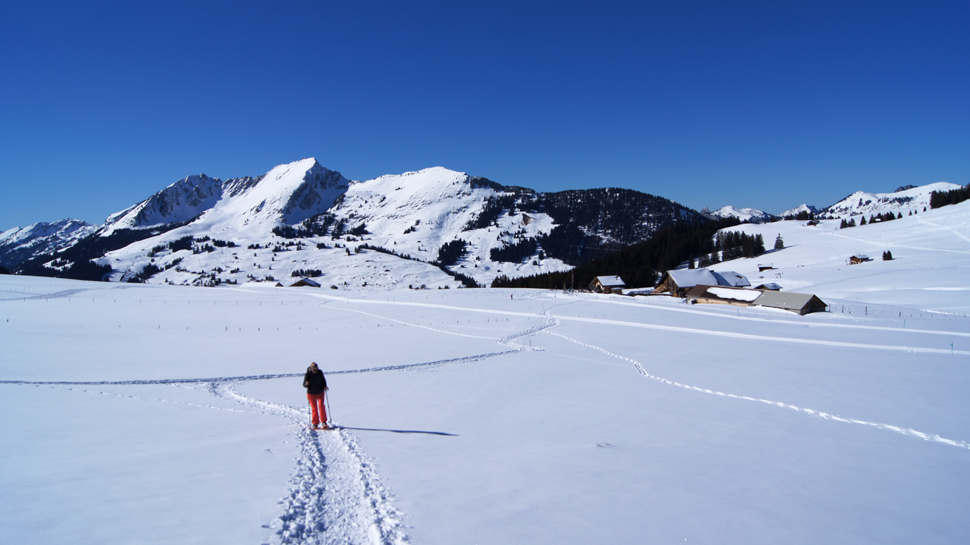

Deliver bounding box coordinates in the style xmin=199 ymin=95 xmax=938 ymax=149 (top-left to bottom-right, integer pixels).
xmin=105 ymin=174 xmax=226 ymax=229
xmin=92 ymin=164 xmax=571 ymax=288
xmin=329 ymin=167 xmax=567 ymax=281
xmin=712 ymin=199 xmax=970 ymax=313
xmin=105 ymin=158 xmax=349 ymax=236
xmin=822 ymin=182 xmax=960 ymax=218
xmin=3 ymin=209 xmax=969 ymax=545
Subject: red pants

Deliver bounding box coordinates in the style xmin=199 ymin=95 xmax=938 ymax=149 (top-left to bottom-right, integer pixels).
xmin=307 ymin=393 xmax=327 ymax=426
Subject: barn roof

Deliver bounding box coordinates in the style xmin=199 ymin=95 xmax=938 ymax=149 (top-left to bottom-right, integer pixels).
xmin=666 ymin=269 xmax=718 ymax=288
xmin=754 ymin=283 xmax=783 ymax=291
xmin=686 ymin=285 xmax=761 ymax=303
xmin=754 ymin=291 xmax=826 ymax=314
xmin=594 ymin=275 xmax=626 ymax=287
xmin=711 ymin=270 xmax=751 ymax=287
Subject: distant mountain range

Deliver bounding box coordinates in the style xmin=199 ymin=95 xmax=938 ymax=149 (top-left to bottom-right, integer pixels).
xmin=703 ymin=183 xmax=959 ymax=224
xmin=0 ymin=158 xmax=960 ymax=288
xmin=701 ymin=206 xmax=776 ymax=224
xmin=0 ymin=159 xmax=699 ymax=287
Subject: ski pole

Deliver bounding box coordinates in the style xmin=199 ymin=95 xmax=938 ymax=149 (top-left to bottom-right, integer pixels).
xmin=325 ymin=390 xmax=333 ymax=426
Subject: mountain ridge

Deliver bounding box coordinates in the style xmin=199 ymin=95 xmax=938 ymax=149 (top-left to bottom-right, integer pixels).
xmin=0 ymin=159 xmax=962 ymax=289
xmin=0 ymin=159 xmax=701 ymax=287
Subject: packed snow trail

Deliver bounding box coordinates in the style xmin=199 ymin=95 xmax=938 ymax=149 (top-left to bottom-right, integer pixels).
xmin=545 ymin=330 xmax=970 ymax=451
xmin=0 ymin=306 xmax=561 ymax=545
xmin=9 ymin=379 xmax=410 ymax=545
xmin=215 ymin=383 xmax=409 ymax=545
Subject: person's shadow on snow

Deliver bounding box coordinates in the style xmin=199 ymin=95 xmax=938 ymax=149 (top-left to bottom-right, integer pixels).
xmin=335 ymin=425 xmax=457 ymax=436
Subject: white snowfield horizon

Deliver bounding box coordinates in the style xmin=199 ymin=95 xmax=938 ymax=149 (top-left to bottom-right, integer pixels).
xmin=2 ymin=200 xmax=969 ymax=544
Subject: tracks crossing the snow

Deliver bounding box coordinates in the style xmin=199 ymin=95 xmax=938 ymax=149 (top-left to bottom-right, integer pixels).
xmin=545 ymin=330 xmax=970 ymax=451
xmin=0 ymin=303 xmax=560 ymax=545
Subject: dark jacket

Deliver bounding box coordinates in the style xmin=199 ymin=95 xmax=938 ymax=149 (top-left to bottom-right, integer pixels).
xmin=304 ymin=369 xmax=327 ymax=395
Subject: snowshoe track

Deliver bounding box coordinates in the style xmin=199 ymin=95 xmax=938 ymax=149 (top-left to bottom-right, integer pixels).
xmin=0 ymin=300 xmax=567 ymax=544
xmin=546 ymin=330 xmax=970 ymax=451
xmin=216 ymin=383 xmax=409 ymax=545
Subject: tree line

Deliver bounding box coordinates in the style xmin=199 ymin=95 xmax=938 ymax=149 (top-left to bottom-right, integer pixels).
xmin=492 ymin=218 xmax=743 ymax=290
xmin=930 ymin=184 xmax=970 ymax=209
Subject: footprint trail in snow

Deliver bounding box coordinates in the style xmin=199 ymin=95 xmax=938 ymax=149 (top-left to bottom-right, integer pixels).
xmin=214 ymin=383 xmax=408 ymax=545
xmin=545 ymin=330 xmax=970 ymax=451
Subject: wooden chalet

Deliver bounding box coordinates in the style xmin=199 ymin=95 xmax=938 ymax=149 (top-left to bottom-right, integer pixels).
xmin=685 ymin=285 xmax=827 ymax=315
xmin=686 ymin=285 xmax=762 ymax=308
xmin=754 ymin=282 xmax=782 ymax=291
xmin=753 ymin=291 xmax=828 ymax=315
xmin=291 ymin=278 xmax=322 ymax=288
xmin=654 ymin=269 xmax=717 ymax=297
xmin=590 ymin=275 xmax=626 ymax=294
xmin=849 ymin=255 xmax=871 ymax=265
xmin=654 ymin=268 xmax=750 ymax=297
xmin=711 ymin=270 xmax=750 ymax=287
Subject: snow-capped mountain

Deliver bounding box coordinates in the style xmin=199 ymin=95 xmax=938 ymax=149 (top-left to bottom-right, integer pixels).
xmin=6 ymin=156 xmax=960 ymax=291
xmin=0 ymin=219 xmax=97 ymax=269
xmin=780 ymin=204 xmax=821 ymax=219
xmin=105 ymin=174 xmax=225 ymax=230
xmin=326 ymin=167 xmax=556 ymax=268
xmin=703 ymin=205 xmax=775 ymax=223
xmin=2 ymin=159 xmax=698 ymax=288
xmin=104 ymin=159 xmax=349 ymax=234
xmin=821 ymin=182 xmax=960 ymax=218
xmin=722 ymin=183 xmax=958 ymax=223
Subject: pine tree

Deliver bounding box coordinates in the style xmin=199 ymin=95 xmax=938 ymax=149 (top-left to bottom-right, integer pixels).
xmin=774 ymin=234 xmax=784 ymax=250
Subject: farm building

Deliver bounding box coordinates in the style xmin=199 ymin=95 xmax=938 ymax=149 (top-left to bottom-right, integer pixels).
xmin=753 ymin=291 xmax=828 ymax=315
xmin=590 ymin=275 xmax=626 ymax=294
xmin=686 ymin=285 xmax=827 ymax=315
xmin=685 ymin=285 xmax=762 ymax=307
xmin=711 ymin=270 xmax=751 ymax=287
xmin=291 ymin=278 xmax=321 ymax=288
xmin=849 ymin=255 xmax=871 ymax=265
xmin=654 ymin=268 xmax=751 ymax=297
xmin=754 ymin=283 xmax=783 ymax=291
xmin=655 ymin=269 xmax=717 ymax=297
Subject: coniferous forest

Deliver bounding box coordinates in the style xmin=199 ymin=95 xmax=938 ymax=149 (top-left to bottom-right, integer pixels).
xmin=491 ymin=218 xmax=744 ymax=290
xmin=930 ymin=184 xmax=970 ymax=209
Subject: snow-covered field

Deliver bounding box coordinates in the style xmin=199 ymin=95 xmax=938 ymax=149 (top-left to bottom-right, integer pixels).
xmin=2 ymin=201 xmax=969 ymax=544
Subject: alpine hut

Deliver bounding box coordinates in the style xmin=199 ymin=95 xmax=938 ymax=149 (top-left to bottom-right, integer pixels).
xmin=291 ymin=278 xmax=322 ymax=288
xmin=685 ymin=285 xmax=762 ymax=307
xmin=655 ymin=268 xmax=751 ymax=297
xmin=710 ymin=270 xmax=751 ymax=288
xmin=590 ymin=275 xmax=626 ymax=294
xmin=753 ymin=291 xmax=827 ymax=315
xmin=654 ymin=269 xmax=718 ymax=297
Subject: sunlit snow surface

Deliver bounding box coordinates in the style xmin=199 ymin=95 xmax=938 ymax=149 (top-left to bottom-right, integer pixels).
xmin=2 ymin=201 xmax=969 ymax=544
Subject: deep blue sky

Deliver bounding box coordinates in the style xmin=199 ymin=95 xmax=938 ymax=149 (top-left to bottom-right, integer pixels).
xmin=2 ymin=1 xmax=968 ymax=229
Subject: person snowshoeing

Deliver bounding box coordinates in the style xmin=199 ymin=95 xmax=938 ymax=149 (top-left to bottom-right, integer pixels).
xmin=303 ymin=362 xmax=329 ymax=429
